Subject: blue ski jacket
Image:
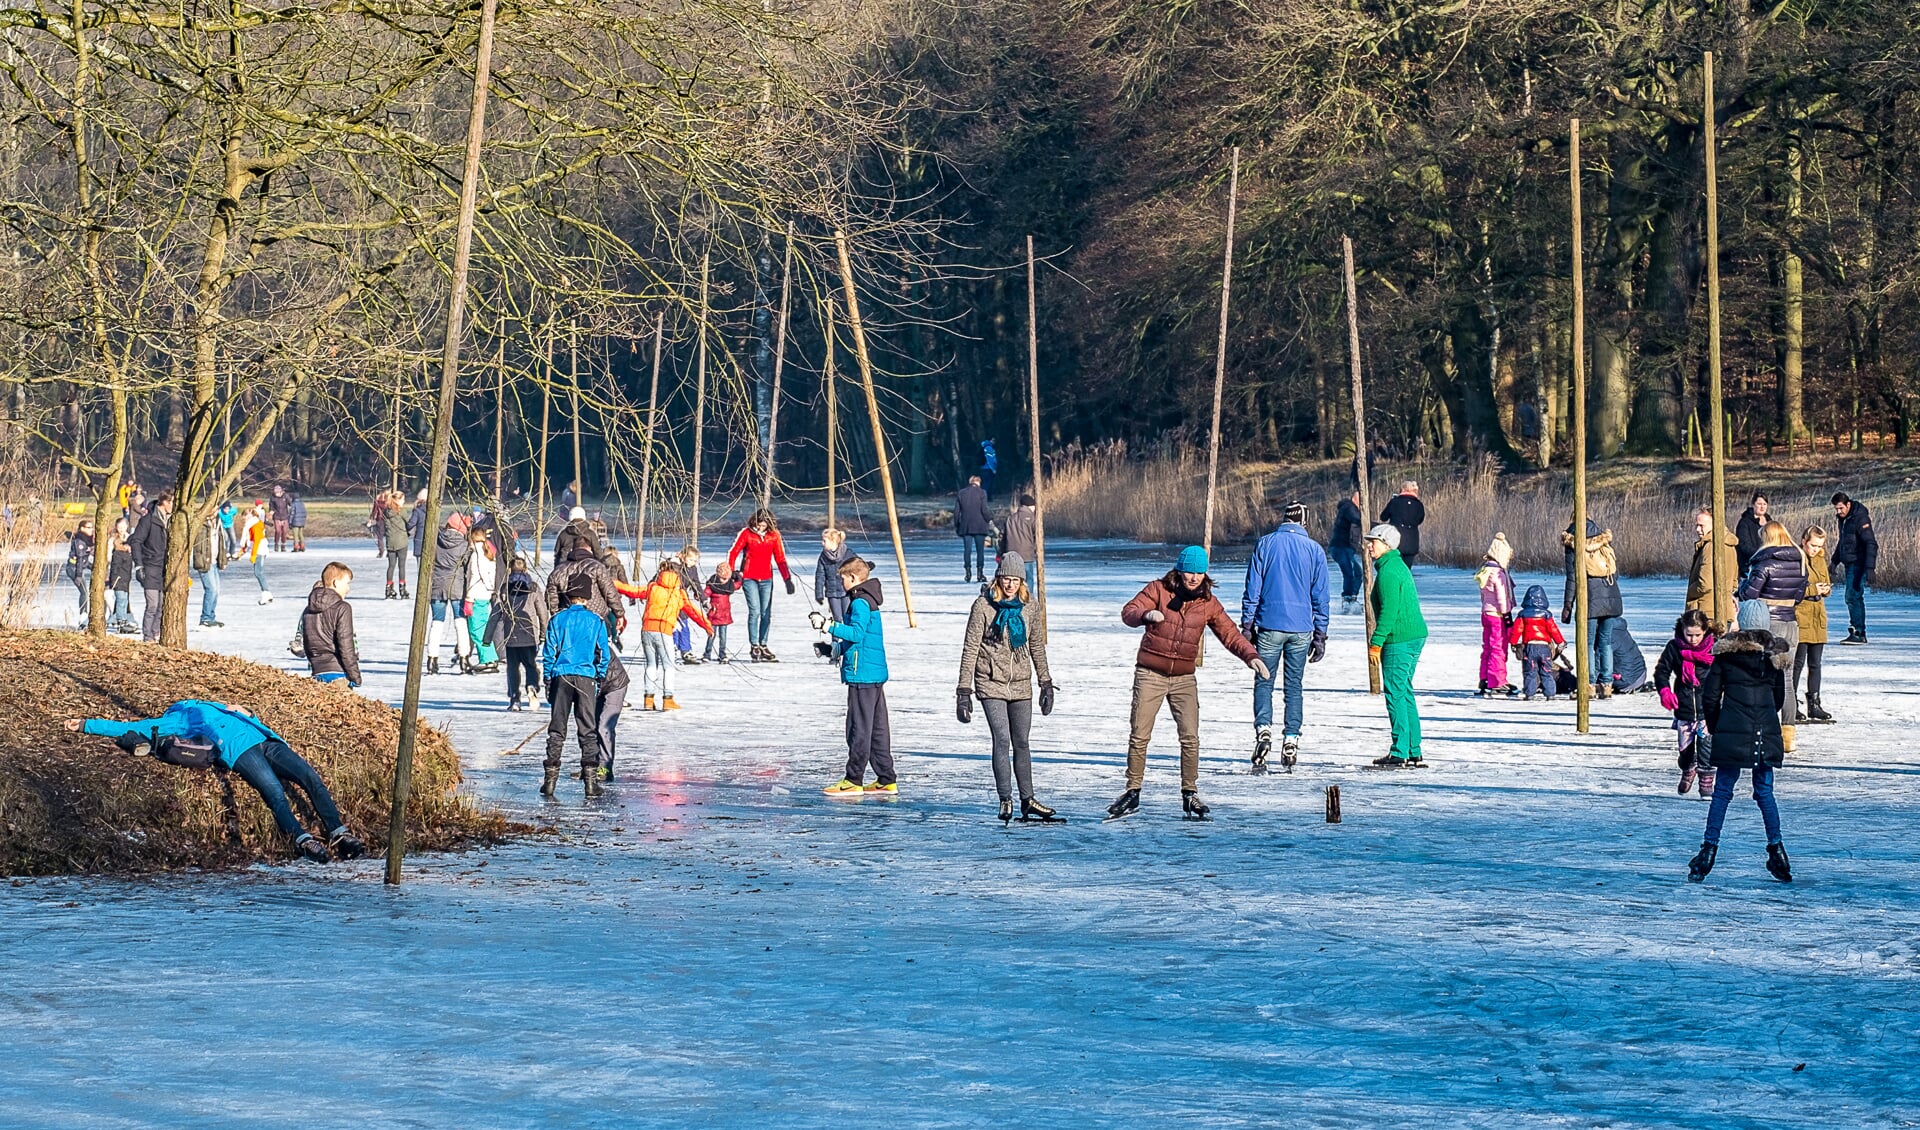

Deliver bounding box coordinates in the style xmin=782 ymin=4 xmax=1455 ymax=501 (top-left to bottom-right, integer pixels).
xmin=1240 ymin=522 xmax=1331 ymax=634
xmin=829 ymin=579 xmax=889 ymax=684
xmin=542 ymin=602 xmax=611 ymax=679
xmin=82 ymin=700 xmax=286 ymax=769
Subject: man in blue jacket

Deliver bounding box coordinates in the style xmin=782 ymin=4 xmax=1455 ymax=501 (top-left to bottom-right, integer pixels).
xmin=823 ymin=557 xmax=895 ymax=795
xmin=1240 ymin=502 xmax=1331 ymax=772
xmin=541 ymin=573 xmax=611 ymax=798
xmin=64 ymin=700 xmax=364 ymax=863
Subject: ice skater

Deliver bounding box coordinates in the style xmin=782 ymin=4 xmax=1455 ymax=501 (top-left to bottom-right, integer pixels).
xmin=1475 ymin=533 xmax=1515 ymax=697
xmin=616 ymin=561 xmax=712 ymax=711
xmin=1687 ymin=601 xmax=1793 ymax=883
xmin=490 ymin=555 xmax=548 ymax=711
xmin=1654 ymin=610 xmax=1716 ymax=797
xmin=1239 ymin=502 xmax=1329 ymax=772
xmin=1365 ymin=524 xmax=1428 ymax=768
xmin=727 ymin=508 xmax=795 ymax=662
xmin=823 ymin=556 xmax=896 ymax=795
xmin=956 ymin=552 xmax=1058 ymax=823
xmin=65 ymin=700 xmax=365 ymax=863
xmin=541 ymin=574 xmax=611 ymax=798
xmin=1107 ymin=546 xmax=1267 ymax=821
xmin=703 ymin=561 xmax=742 ymax=663
xmin=1793 ymin=525 xmax=1833 ymax=724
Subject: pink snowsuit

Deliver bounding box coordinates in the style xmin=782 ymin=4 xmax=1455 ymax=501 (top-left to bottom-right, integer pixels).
xmin=1477 ymin=559 xmax=1515 ymax=691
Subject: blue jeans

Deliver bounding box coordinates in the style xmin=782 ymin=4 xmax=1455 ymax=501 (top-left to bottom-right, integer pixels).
xmin=194 ymin=566 xmax=220 ymax=623
xmin=1330 ymin=546 xmax=1362 ymax=602
xmin=230 ymin=740 xmax=345 ymax=843
xmin=1585 ymin=616 xmax=1618 ymax=686
xmin=1840 ymin=563 xmax=1868 ymax=635
xmin=704 ymin=623 xmax=730 ymax=660
xmin=252 ymin=556 xmax=268 ymax=591
xmin=110 ymin=588 xmax=132 ymax=626
xmin=314 ymin=672 xmax=352 ymax=686
xmin=741 ymin=579 xmax=774 ymax=646
xmin=1704 ymin=765 xmax=1783 ymax=846
xmin=960 ymin=535 xmax=986 ymax=578
xmin=1251 ymin=628 xmax=1312 ymax=735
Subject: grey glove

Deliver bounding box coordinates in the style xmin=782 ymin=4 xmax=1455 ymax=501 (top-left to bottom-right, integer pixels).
xmin=1039 ymin=683 xmax=1055 ymax=716
xmin=955 ymin=689 xmax=973 ymax=725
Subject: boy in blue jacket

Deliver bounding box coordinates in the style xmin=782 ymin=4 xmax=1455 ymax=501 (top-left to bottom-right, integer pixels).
xmin=64 ymin=700 xmax=364 ymax=863
xmin=542 ymin=573 xmax=611 ymax=798
xmin=823 ymin=556 xmax=895 ymax=795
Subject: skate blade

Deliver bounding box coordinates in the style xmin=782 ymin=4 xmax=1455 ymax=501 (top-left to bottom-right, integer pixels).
xmin=1101 ymin=811 xmax=1138 ymax=823
xmin=1182 ymin=813 xmax=1212 ymax=822
xmin=1017 ymin=815 xmax=1066 ymax=824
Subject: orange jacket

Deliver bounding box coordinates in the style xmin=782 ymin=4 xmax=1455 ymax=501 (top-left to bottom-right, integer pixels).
xmin=616 ymin=571 xmax=713 ymax=635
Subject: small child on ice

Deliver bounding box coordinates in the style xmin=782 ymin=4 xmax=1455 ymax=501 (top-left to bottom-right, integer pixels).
xmin=1507 ymin=584 xmax=1564 ymax=701
xmin=703 ymin=562 xmax=742 ymax=663
xmin=616 ymin=562 xmax=713 ymax=710
xmin=823 ymin=556 xmax=895 ymax=796
xmin=1686 ymin=601 xmax=1793 ymax=884
xmin=1653 ymin=609 xmax=1716 ymax=797
xmin=1475 ymin=533 xmax=1516 ymax=696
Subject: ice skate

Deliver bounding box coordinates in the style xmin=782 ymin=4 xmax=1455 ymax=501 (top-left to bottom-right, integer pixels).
xmin=328 ymin=830 xmax=367 ymax=860
xmin=1403 ymin=755 xmax=1427 ymax=768
xmin=1687 ymin=841 xmax=1717 ymax=882
xmin=1251 ymin=726 xmax=1271 ymax=774
xmin=1767 ymin=843 xmax=1793 ymax=883
xmin=1368 ymin=753 xmax=1406 ymax=769
xmin=384 ymin=583 xmax=396 ymax=600
xmin=1280 ymin=735 xmax=1300 ymax=772
xmin=1180 ymin=789 xmax=1211 ymax=821
xmin=292 ymin=834 xmax=330 ymax=864
xmin=426 ymin=656 xmax=440 ymax=675
xmin=1805 ymin=694 xmax=1834 ymax=724
xmin=999 ymin=798 xmax=1013 ymax=825
xmin=1103 ymin=788 xmax=1140 ymax=822
xmin=1020 ymin=797 xmax=1062 ymax=823
xmin=759 ymin=646 xmax=779 ymax=663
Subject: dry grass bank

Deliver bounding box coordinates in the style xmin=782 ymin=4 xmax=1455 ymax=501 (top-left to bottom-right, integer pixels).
xmin=1042 ymin=446 xmax=1920 ymax=587
xmin=0 ymin=631 xmax=513 ymax=875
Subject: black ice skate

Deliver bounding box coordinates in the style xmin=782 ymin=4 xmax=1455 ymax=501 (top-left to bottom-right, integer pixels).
xmin=1767 ymin=842 xmax=1793 ymax=883
xmin=328 ymin=830 xmax=367 ymax=860
xmin=1281 ymin=735 xmax=1300 ymax=772
xmin=1181 ymin=789 xmax=1211 ymax=821
xmin=1020 ymin=797 xmax=1062 ymax=823
xmin=1251 ymin=728 xmax=1270 ymax=774
xmin=999 ymin=798 xmax=1013 ymax=825
xmin=1103 ymin=788 xmax=1140 ymax=822
xmin=1687 ymin=841 xmax=1717 ymax=882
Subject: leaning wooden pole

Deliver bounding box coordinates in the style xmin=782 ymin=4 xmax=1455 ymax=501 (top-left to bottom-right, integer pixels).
xmin=569 ymin=316 xmax=582 ymax=509
xmin=691 ymin=251 xmax=710 ymax=548
xmin=1343 ymin=235 xmax=1382 ymax=696
xmin=633 ymin=309 xmax=665 ymax=578
xmin=1571 ymin=118 xmax=1591 ymax=733
xmin=534 ymin=327 xmax=551 ymax=566
xmin=493 ymin=337 xmax=505 ymax=501
xmin=823 ymin=298 xmax=838 ymax=529
xmin=388 ymin=0 xmax=497 ymax=886
xmin=761 ymin=222 xmax=794 ymax=510
xmin=834 ymin=230 xmax=917 ymax=627
xmin=1704 ymin=51 xmax=1729 ymax=633
xmin=1202 ymin=146 xmax=1241 ymax=553
xmin=1026 ymin=235 xmax=1049 ymax=620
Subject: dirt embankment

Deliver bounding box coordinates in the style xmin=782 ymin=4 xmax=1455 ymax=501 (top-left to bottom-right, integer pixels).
xmin=0 ymin=631 xmax=513 ymax=876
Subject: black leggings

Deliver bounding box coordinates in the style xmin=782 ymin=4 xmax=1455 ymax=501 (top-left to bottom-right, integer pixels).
xmin=1793 ymin=642 xmax=1824 ymax=701
xmin=386 ymin=549 xmax=407 ymax=587
xmin=231 ymin=740 xmax=345 ymax=843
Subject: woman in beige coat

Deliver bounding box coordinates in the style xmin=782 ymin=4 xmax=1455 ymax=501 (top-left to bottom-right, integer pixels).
xmin=1795 ymin=526 xmax=1834 ymax=724
xmin=956 ymin=552 xmax=1058 ymax=823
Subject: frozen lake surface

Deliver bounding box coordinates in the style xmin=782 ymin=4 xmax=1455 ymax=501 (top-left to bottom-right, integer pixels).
xmin=6 ymin=530 xmax=1919 ymax=1127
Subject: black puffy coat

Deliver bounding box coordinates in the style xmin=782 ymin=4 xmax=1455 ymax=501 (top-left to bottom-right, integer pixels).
xmin=1380 ymin=494 xmax=1425 ymax=561
xmin=1702 ymin=631 xmax=1787 ymax=769
xmin=428 ymin=526 xmax=470 ymax=602
xmin=301 ymin=585 xmax=362 ymax=685
xmin=1734 ymin=508 xmax=1766 ymax=574
xmin=1736 ymin=545 xmax=1807 ymax=612
xmin=1330 ymin=499 xmax=1364 ymax=554
xmin=1832 ymin=501 xmax=1880 ymax=572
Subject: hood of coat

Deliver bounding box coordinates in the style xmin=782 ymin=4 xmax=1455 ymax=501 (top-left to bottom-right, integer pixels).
xmin=1713 ymin=629 xmax=1788 ymax=657
xmin=305 ymin=584 xmax=343 ymax=616
xmin=655 ymin=569 xmax=683 ymax=593
xmin=435 ymin=525 xmax=467 ymax=552
xmin=508 ymin=570 xmax=538 ymax=592
xmin=1519 ymin=584 xmax=1551 ymax=617
xmin=847 ymin=577 xmax=884 ymax=609
xmin=1561 ymin=525 xmax=1613 ymax=551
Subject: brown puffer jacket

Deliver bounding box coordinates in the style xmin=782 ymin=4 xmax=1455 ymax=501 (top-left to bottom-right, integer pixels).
xmin=302 ymin=585 xmax=362 ymax=685
xmin=1121 ymin=575 xmax=1258 ymax=677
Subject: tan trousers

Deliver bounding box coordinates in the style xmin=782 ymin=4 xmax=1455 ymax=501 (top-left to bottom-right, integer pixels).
xmin=1125 ymin=666 xmax=1201 ymax=790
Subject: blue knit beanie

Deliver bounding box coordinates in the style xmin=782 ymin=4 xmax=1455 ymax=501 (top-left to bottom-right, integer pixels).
xmin=1736 ymin=599 xmax=1770 ymax=632
xmin=1176 ymin=545 xmax=1209 ymax=574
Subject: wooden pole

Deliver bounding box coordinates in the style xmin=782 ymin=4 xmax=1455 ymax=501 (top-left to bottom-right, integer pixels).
xmin=388 ymin=0 xmax=497 ymax=885
xmin=1026 ymin=235 xmax=1048 ymax=620
xmin=534 ymin=327 xmax=551 ymax=567
xmin=1704 ymin=51 xmax=1729 ymax=633
xmin=761 ymin=222 xmax=793 ymax=510
xmin=1202 ymin=146 xmax=1240 ymax=552
xmin=493 ymin=336 xmax=505 ymax=501
xmin=633 ymin=309 xmax=664 ymax=578
xmin=569 ymin=316 xmax=582 ymax=510
xmin=388 ymin=364 xmax=402 ymax=492
xmin=692 ymin=251 xmax=709 ymax=548
xmin=1343 ymin=235 xmax=1382 ymax=696
xmin=1571 ymin=118 xmax=1591 ymax=733
xmin=824 ymin=299 xmax=838 ymax=529
xmin=834 ymin=230 xmax=917 ymax=627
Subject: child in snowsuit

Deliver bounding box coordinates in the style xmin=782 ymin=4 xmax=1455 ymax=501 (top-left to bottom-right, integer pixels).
xmin=615 ymin=563 xmax=712 ymax=710
xmin=541 ymin=575 xmax=611 ymax=798
xmin=66 ymin=700 xmax=365 ymax=863
xmin=1653 ymin=609 xmax=1716 ymax=796
xmin=703 ymin=562 xmax=742 ymax=662
xmin=1107 ymin=546 xmax=1266 ymax=819
xmin=1475 ymin=533 xmax=1516 ymax=696
xmin=489 ymin=557 xmax=549 ymax=710
xmin=823 ymin=556 xmax=895 ymax=795
xmin=1687 ymin=601 xmax=1792 ymax=883
xmin=1507 ymin=584 xmax=1565 ymax=701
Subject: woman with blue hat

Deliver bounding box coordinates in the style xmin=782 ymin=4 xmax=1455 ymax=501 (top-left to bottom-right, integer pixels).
xmin=1107 ymin=545 xmax=1267 ymax=821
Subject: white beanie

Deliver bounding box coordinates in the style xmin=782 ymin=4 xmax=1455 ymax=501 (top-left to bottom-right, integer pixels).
xmin=1364 ymin=523 xmax=1401 ymax=551
xmin=568 ymin=506 xmax=586 ymax=521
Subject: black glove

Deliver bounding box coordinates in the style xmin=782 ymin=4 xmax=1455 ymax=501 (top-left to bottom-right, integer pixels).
xmin=1308 ymin=630 xmax=1326 ymax=664
xmin=955 ymin=689 xmax=973 ymax=724
xmin=784 ymin=577 xmax=796 ymax=596
xmin=1039 ymin=682 xmax=1055 ymax=716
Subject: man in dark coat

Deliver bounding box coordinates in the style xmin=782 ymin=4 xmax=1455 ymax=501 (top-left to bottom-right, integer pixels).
xmin=1379 ymin=481 xmax=1426 ymax=563
xmin=131 ymin=492 xmax=172 ymax=642
xmin=1328 ymin=489 xmax=1365 ymax=609
xmin=954 ymin=475 xmax=994 ymax=583
xmin=1830 ymin=491 xmax=1879 ymax=644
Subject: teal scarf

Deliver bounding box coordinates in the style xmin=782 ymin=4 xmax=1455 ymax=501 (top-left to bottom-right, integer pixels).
xmin=989 ymin=597 xmax=1027 ymax=651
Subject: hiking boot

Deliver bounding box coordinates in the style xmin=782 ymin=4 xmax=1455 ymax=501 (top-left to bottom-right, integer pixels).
xmin=293 ymin=834 xmax=330 ymax=864
xmin=1596 ymin=684 xmax=1613 ymax=700
xmin=328 ymin=829 xmax=367 ymax=860
xmin=540 ymin=767 xmax=559 ymax=797
xmin=642 ymin=694 xmax=656 ymax=711
xmin=1766 ymin=842 xmax=1792 ymax=883
xmin=661 ymin=696 xmax=681 ymax=711
xmin=1781 ymin=724 xmax=1797 ymax=755
xmin=584 ymin=766 xmax=603 ymax=798
xmin=1687 ymin=841 xmax=1717 ymax=882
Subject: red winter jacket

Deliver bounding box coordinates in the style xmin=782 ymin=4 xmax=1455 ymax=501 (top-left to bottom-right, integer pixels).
xmin=1508 ymin=615 xmax=1565 ymax=647
xmin=728 ymin=527 xmax=791 ymax=583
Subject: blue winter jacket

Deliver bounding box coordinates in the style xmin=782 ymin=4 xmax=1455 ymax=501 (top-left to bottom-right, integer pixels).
xmin=829 ymin=579 xmax=889 ymax=684
xmin=542 ymin=603 xmax=611 ymax=679
xmin=1240 ymin=523 xmax=1331 ymax=634
xmin=82 ymin=699 xmax=286 ymax=769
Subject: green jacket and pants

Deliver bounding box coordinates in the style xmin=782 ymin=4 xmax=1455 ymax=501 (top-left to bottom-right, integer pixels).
xmin=1369 ymin=548 xmax=1429 ymax=760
